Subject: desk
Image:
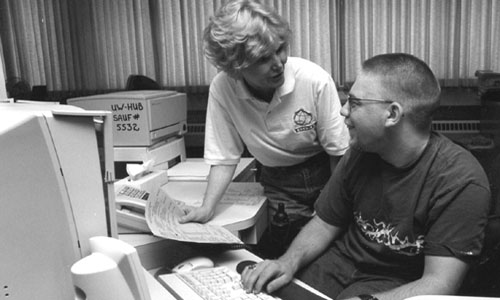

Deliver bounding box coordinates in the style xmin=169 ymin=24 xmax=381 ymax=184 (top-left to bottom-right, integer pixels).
xmin=120 ymin=234 xmax=332 ymax=300
xmin=405 ymin=297 xmax=497 ymax=300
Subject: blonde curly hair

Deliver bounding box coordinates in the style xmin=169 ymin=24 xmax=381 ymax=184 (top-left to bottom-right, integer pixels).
xmin=203 ymin=0 xmax=291 ymax=77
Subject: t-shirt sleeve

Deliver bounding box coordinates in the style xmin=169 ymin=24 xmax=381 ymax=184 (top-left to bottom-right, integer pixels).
xmin=315 ymin=76 xmax=350 ymax=156
xmin=315 ymin=153 xmax=352 ymax=227
xmin=424 ymin=182 xmax=491 ymax=262
xmin=204 ymin=82 xmax=245 ymax=165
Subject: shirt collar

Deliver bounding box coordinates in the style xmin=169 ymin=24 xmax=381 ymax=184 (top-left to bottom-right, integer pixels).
xmin=278 ymin=61 xmax=295 ymax=97
xmin=234 ymin=59 xmax=296 ymax=101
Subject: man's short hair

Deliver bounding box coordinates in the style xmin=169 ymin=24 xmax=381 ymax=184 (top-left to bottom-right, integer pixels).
xmin=362 ymin=53 xmax=441 ymax=131
xmin=203 ymin=0 xmax=291 ymax=77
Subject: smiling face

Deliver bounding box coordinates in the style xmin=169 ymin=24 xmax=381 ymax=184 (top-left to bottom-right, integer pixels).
xmin=341 ymin=73 xmax=393 ymax=152
xmin=240 ymin=44 xmax=288 ymax=97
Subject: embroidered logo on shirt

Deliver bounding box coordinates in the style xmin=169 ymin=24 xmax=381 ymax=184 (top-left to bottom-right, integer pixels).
xmin=293 ymin=108 xmax=316 ymax=133
xmin=355 ymin=212 xmax=424 ymax=256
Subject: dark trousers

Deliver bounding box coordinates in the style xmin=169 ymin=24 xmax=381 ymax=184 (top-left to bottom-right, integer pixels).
xmin=256 ymin=152 xmax=331 ymax=258
xmin=259 ymin=151 xmax=331 ymax=222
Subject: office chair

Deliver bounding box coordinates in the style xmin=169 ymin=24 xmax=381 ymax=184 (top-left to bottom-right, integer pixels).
xmin=125 ymin=75 xmax=161 ymax=91
xmin=459 ymin=153 xmax=500 ymax=296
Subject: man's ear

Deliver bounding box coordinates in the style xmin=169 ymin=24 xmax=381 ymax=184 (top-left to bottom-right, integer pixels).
xmin=385 ymin=102 xmax=404 ymax=127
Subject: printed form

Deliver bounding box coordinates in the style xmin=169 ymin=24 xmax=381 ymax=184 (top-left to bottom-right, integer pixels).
xmin=145 ymin=187 xmax=242 ymax=244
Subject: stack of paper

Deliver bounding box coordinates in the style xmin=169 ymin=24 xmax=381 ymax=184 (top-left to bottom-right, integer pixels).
xmin=167 ymin=160 xmax=210 ymax=181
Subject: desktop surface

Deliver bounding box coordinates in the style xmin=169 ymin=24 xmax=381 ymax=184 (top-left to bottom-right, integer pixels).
xmin=405 ymin=296 xmax=498 ymax=300
xmin=155 ymin=249 xmax=332 ymax=300
xmin=123 ymin=233 xmax=332 ymax=300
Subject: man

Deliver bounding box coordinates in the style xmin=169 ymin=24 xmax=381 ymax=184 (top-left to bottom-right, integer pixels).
xmin=179 ymin=0 xmax=349 ymax=247
xmin=241 ymin=53 xmax=491 ymax=300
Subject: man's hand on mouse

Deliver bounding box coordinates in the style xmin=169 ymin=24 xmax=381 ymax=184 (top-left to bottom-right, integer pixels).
xmin=240 ymin=259 xmax=294 ymax=294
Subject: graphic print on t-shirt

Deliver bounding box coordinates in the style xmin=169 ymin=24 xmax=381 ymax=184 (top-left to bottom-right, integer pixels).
xmin=293 ymin=108 xmax=316 ymax=133
xmin=355 ymin=212 xmax=424 ymax=256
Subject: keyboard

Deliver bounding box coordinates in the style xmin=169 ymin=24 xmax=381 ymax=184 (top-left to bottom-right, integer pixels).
xmin=158 ymin=266 xmax=280 ymax=300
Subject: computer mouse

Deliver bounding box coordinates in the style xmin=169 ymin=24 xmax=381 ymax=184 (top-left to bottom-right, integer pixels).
xmin=236 ymin=260 xmax=257 ymax=274
xmin=172 ymin=256 xmax=215 ymax=273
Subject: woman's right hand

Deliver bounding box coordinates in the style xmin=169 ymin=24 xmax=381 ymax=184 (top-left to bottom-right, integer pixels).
xmin=178 ymin=205 xmax=215 ymax=224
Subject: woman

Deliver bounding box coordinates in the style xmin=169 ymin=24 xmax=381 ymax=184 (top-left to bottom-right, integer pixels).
xmin=179 ymin=0 xmax=349 ymax=254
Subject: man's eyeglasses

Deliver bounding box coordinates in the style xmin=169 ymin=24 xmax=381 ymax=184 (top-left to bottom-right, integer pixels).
xmin=346 ymin=95 xmax=393 ymax=109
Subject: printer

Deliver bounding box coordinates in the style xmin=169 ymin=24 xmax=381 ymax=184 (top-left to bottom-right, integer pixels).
xmin=67 ymin=90 xmax=187 ymax=233
xmin=68 ymin=90 xmax=189 ymax=233
xmin=68 ymin=90 xmax=188 ymax=170
xmin=67 ymin=90 xmax=187 ymax=147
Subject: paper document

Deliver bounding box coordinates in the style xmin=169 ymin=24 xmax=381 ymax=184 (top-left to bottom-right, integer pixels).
xmin=167 ymin=161 xmax=209 ymax=181
xmin=163 ymin=182 xmax=265 ymax=208
xmin=219 ymin=183 xmax=265 ymax=206
xmin=145 ymin=187 xmax=242 ymax=244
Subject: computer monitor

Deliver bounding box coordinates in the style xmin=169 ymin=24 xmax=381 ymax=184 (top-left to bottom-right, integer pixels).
xmin=0 ymin=103 xmax=117 ymax=299
xmin=125 ymin=75 xmax=161 ymax=91
xmin=71 ymin=236 xmax=151 ymax=300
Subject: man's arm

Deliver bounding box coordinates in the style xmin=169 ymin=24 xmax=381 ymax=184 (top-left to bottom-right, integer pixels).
xmin=178 ymin=164 xmax=237 ymax=223
xmin=241 ymin=215 xmax=344 ymax=293
xmin=345 ymin=255 xmax=469 ymax=300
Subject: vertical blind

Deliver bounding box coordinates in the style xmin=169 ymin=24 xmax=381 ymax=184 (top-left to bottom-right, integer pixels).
xmin=0 ymin=0 xmax=499 ymax=92
xmin=343 ymin=0 xmax=500 ymax=87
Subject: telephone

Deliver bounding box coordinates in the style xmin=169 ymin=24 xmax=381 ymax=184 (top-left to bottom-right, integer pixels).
xmin=115 ymin=186 xmax=150 ymax=232
xmin=71 ymin=236 xmax=151 ymax=300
